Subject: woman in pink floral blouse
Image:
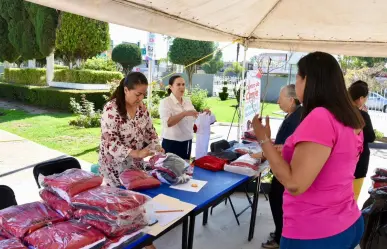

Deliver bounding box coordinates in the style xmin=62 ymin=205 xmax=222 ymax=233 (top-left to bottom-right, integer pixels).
xmin=99 ymin=72 xmax=162 ymax=187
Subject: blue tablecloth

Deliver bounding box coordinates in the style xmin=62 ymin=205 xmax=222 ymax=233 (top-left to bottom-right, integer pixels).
xmin=140 ymin=167 xmax=250 ymax=210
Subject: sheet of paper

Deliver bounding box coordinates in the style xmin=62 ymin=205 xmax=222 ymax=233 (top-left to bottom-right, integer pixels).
xmin=169 ymin=179 xmax=207 ymax=192
xmin=146 ymin=194 xmax=196 ymax=236
xmin=152 ymin=202 xmax=185 ymax=226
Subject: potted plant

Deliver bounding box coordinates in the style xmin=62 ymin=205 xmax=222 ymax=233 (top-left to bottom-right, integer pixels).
xmin=218 ymin=81 xmax=229 ymax=101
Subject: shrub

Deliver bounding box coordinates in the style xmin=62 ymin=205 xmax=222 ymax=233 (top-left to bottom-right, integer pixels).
xmin=69 ymin=94 xmax=101 ymax=128
xmin=375 ymin=129 xmax=385 ymax=139
xmin=4 ymin=68 xmax=47 ymax=86
xmin=4 ymin=68 xmax=122 ymax=86
xmin=82 ymin=57 xmax=118 ymax=72
xmin=189 ymin=85 xmax=208 ymax=111
xmin=53 ymin=69 xmax=123 ymax=84
xmin=54 ymin=65 xmax=69 ymax=70
xmin=0 ymin=83 xmax=109 ymax=111
xmin=219 ymin=81 xmax=229 ymax=101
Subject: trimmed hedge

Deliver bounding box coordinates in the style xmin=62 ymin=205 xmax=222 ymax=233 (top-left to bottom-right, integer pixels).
xmin=54 ymin=65 xmax=69 ymax=70
xmin=4 ymin=68 xmax=123 ymax=86
xmin=53 ymin=69 xmax=123 ymax=84
xmin=0 ymin=82 xmax=109 ymax=111
xmin=4 ymin=68 xmax=47 ymax=86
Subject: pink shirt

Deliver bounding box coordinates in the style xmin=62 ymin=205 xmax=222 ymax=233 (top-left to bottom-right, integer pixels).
xmin=282 ymin=107 xmax=363 ymax=239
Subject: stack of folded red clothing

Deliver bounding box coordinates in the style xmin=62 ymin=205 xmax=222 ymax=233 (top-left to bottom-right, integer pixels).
xmin=71 ymin=186 xmax=150 ymax=238
xmin=224 ymin=154 xmax=265 ymax=176
xmin=0 ymin=202 xmax=65 ymax=239
xmin=39 ymin=168 xmax=103 ymax=203
xmin=24 ymin=220 xmax=106 ymax=249
xmin=119 ymin=169 xmax=161 ymax=190
xmin=38 ymin=168 xmax=103 ymax=219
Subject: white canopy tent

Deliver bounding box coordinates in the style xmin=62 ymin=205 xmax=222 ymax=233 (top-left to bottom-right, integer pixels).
xmin=26 ymin=0 xmax=387 ymax=57
xmin=26 ymin=0 xmax=387 ymax=140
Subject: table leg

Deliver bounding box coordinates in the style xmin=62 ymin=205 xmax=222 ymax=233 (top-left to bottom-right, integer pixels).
xmin=188 ymin=213 xmax=196 ymax=249
xmin=182 ymin=216 xmax=188 ymax=249
xmin=202 ymin=208 xmax=208 ymax=226
xmin=248 ymin=177 xmax=260 ymax=241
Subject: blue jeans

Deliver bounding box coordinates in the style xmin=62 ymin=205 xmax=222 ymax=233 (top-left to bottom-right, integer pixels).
xmin=280 ymin=216 xmax=364 ymax=249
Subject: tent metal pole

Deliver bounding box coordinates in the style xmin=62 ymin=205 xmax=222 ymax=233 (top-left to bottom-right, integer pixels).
xmin=237 ymin=40 xmax=248 ymax=142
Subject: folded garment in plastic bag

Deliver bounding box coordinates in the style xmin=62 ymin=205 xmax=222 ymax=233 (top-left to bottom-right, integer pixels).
xmin=78 ymin=213 xmax=147 ymax=238
xmin=375 ymin=168 xmax=387 ymax=177
xmin=71 ymin=186 xmax=150 ymax=215
xmin=119 ymin=170 xmax=161 ymax=190
xmin=39 ymin=189 xmax=74 ymax=219
xmin=39 ymin=168 xmax=103 ymax=203
xmin=224 ymin=154 xmax=262 ymax=176
xmin=149 ymin=153 xmax=191 ymax=185
xmin=0 ymin=238 xmax=26 ymax=249
xmin=207 ymin=151 xmax=238 ymax=162
xmin=194 ymin=156 xmax=228 ymax=172
xmin=0 ymin=202 xmax=64 ymax=238
xmin=229 ymin=143 xmax=262 ymax=156
xmin=73 ymin=207 xmax=146 ymax=227
xmin=25 ymin=220 xmax=106 ymax=249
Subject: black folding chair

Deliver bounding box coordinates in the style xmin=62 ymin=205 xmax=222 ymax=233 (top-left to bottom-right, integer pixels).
xmin=33 ymin=157 xmax=81 ymax=188
xmin=0 ymin=185 xmax=17 ymax=210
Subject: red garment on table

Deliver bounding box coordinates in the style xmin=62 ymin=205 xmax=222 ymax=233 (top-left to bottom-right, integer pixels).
xmin=79 ymin=215 xmax=146 ymax=238
xmin=24 ymin=220 xmax=106 ymax=249
xmin=73 ymin=208 xmax=146 ymax=226
xmin=39 ymin=189 xmax=74 ymax=219
xmin=71 ymin=186 xmax=150 ymax=215
xmin=194 ymin=156 xmax=228 ymax=172
xmin=0 ymin=238 xmax=26 ymax=249
xmin=119 ymin=170 xmax=161 ymax=190
xmin=40 ymin=168 xmax=103 ymax=202
xmin=0 ymin=202 xmax=64 ymax=238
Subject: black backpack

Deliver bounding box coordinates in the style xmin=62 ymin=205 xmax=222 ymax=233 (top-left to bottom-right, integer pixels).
xmin=361 ymin=187 xmax=387 ymax=249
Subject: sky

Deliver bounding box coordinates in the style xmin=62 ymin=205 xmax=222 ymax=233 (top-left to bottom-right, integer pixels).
xmin=109 ymin=23 xmax=285 ymax=62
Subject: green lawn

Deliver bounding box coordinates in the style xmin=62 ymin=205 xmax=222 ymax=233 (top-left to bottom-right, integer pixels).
xmin=0 ymin=97 xmax=281 ymax=164
xmin=206 ymin=98 xmax=282 ymax=122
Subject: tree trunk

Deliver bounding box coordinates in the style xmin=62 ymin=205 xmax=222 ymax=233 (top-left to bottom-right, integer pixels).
xmin=46 ymin=52 xmax=55 ymax=86
xmin=185 ymin=65 xmax=196 ymax=92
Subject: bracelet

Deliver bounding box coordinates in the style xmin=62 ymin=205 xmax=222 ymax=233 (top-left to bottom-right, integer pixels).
xmin=258 ymin=137 xmax=270 ymax=145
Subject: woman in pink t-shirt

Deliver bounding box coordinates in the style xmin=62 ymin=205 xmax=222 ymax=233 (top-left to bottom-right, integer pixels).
xmin=252 ymin=52 xmax=365 ymax=249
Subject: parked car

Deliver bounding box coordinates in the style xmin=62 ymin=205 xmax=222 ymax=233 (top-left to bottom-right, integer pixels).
xmin=367 ymin=92 xmax=387 ymax=112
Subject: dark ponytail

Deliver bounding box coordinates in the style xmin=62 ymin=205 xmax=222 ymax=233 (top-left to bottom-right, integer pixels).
xmin=348 ymin=80 xmax=369 ymax=101
xmin=110 ymin=72 xmax=148 ymax=117
xmin=168 ymin=75 xmax=183 ymax=96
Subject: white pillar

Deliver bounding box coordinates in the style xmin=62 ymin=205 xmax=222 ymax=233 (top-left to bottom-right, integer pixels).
xmin=147 ymin=60 xmax=153 ymax=110
xmin=28 ymin=59 xmax=36 ymax=68
xmin=46 ymin=52 xmax=55 ymax=86
xmin=237 ymin=41 xmax=248 ymax=142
